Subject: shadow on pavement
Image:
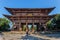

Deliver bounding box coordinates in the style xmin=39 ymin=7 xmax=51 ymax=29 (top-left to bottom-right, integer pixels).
xmin=20 ymin=34 xmax=50 ymax=40
xmin=0 ymin=32 xmax=3 ymax=36
xmin=40 ymin=32 xmax=60 ymax=38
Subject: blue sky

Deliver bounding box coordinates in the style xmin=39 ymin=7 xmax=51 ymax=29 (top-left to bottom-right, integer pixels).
xmin=0 ymin=0 xmax=60 ymax=18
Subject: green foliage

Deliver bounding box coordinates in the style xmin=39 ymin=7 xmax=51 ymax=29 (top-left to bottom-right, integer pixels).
xmin=55 ymin=14 xmax=60 ymax=20
xmin=0 ymin=24 xmax=10 ymax=31
xmin=0 ymin=18 xmax=10 ymax=31
xmin=0 ymin=18 xmax=10 ymax=26
xmin=55 ymin=14 xmax=60 ymax=28
xmin=46 ymin=20 xmax=53 ymax=30
xmin=46 ymin=14 xmax=60 ymax=30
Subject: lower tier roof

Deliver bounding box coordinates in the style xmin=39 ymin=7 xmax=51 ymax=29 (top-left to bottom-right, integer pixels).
xmin=4 ymin=14 xmax=55 ymax=18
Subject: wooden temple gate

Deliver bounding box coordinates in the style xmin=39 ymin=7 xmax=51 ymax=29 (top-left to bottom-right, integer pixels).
xmin=3 ymin=7 xmax=55 ymax=33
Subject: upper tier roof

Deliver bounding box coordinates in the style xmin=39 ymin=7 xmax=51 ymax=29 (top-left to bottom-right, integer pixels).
xmin=5 ymin=7 xmax=55 ymax=15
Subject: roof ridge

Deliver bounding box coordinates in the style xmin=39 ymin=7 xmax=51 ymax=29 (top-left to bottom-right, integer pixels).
xmin=4 ymin=7 xmax=55 ymax=9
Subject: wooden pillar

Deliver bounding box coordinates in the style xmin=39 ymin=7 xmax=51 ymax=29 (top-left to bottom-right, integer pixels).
xmin=19 ymin=17 xmax=22 ymax=31
xmin=11 ymin=23 xmax=14 ymax=31
xmin=32 ymin=22 xmax=34 ymax=33
xmin=43 ymin=24 xmax=47 ymax=31
xmin=26 ymin=22 xmax=28 ymax=32
xmin=39 ymin=22 xmax=41 ymax=31
xmin=38 ymin=17 xmax=41 ymax=31
xmin=11 ymin=17 xmax=15 ymax=31
xmin=18 ymin=17 xmax=19 ymax=31
xmin=26 ymin=16 xmax=29 ymax=32
xmin=32 ymin=16 xmax=34 ymax=33
xmin=19 ymin=22 xmax=22 ymax=31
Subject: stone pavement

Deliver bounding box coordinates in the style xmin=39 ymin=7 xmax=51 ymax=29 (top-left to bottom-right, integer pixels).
xmin=0 ymin=35 xmax=3 ymax=40
xmin=0 ymin=32 xmax=60 ymax=40
xmin=31 ymin=34 xmax=60 ymax=40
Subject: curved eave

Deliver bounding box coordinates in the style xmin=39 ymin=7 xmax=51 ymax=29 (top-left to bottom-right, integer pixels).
xmin=3 ymin=14 xmax=56 ymax=23
xmin=4 ymin=7 xmax=13 ymax=15
xmin=4 ymin=7 xmax=55 ymax=15
xmin=3 ymin=14 xmax=56 ymax=18
xmin=4 ymin=7 xmax=55 ymax=10
xmin=49 ymin=14 xmax=56 ymax=18
xmin=3 ymin=14 xmax=13 ymax=21
xmin=3 ymin=14 xmax=11 ymax=18
xmin=40 ymin=15 xmax=56 ymax=23
xmin=45 ymin=14 xmax=56 ymax=23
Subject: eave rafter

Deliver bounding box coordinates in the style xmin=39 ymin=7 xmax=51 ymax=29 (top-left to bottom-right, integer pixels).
xmin=3 ymin=14 xmax=56 ymax=19
xmin=43 ymin=15 xmax=56 ymax=23
xmin=3 ymin=15 xmax=13 ymax=22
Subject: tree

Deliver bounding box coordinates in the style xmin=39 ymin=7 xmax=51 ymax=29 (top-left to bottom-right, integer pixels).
xmin=46 ymin=20 xmax=53 ymax=30
xmin=0 ymin=18 xmax=10 ymax=31
xmin=55 ymin=14 xmax=60 ymax=29
xmin=46 ymin=14 xmax=60 ymax=30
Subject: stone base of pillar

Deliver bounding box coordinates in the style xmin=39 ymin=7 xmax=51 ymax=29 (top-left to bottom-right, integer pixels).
xmin=11 ymin=28 xmax=14 ymax=31
xmin=19 ymin=28 xmax=22 ymax=31
xmin=32 ymin=30 xmax=34 ymax=33
xmin=26 ymin=28 xmax=29 ymax=32
xmin=32 ymin=28 xmax=34 ymax=33
xmin=43 ymin=24 xmax=47 ymax=31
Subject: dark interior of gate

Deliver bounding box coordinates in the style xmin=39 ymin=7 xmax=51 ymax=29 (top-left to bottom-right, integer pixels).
xmin=21 ymin=23 xmax=40 ymax=32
